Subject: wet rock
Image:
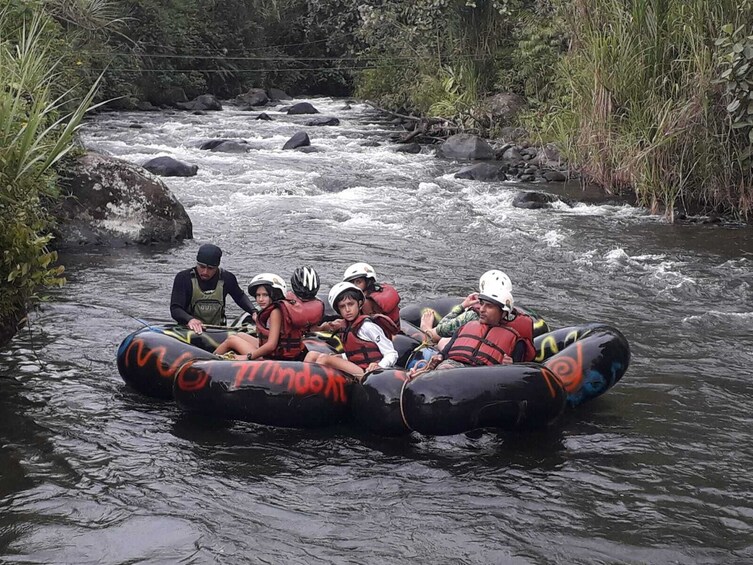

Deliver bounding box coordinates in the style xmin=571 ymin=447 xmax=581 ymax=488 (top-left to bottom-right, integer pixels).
xmin=199 ymin=139 xmax=250 ymax=153
xmin=500 ymin=146 xmax=523 ymax=162
xmin=394 ymin=143 xmax=421 ymax=154
xmin=287 ymin=102 xmax=319 ymax=115
xmin=533 ymin=143 xmax=565 ymax=168
xmin=512 ymin=191 xmax=559 ymax=209
xmin=147 ymin=86 xmax=187 ymax=108
xmin=236 ymin=88 xmax=269 ymax=107
xmin=283 ymin=131 xmax=311 ymax=150
xmin=454 ymin=163 xmax=507 ymax=181
xmin=128 ymin=123 xmax=143 ymax=129
xmin=176 ymin=94 xmax=222 ymax=111
xmin=268 ymin=88 xmax=292 ymax=101
xmin=360 ymin=140 xmax=381 ymax=147
xmin=543 ymin=170 xmax=568 ymax=182
xmin=513 ymin=191 xmax=574 ymax=210
xmin=438 ymin=134 xmax=494 ymax=160
xmin=305 ymin=117 xmax=340 ymax=126
xmin=53 ymin=152 xmax=192 ymax=247
xmin=256 ymin=113 xmax=273 ymax=121
xmin=296 ymin=146 xmax=321 ymax=153
xmin=142 ymin=156 xmax=198 ymax=177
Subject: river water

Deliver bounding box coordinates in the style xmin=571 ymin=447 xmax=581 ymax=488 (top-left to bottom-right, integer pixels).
xmin=1 ymin=98 xmax=752 ymax=564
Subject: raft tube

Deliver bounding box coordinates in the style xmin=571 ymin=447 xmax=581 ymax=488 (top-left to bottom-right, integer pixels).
xmin=116 ymin=324 xmax=343 ymax=400
xmin=173 ymin=358 xmax=352 ymax=428
xmin=400 ymin=297 xmax=551 ymax=338
xmin=117 ymin=325 xmax=231 ymax=399
xmin=349 ymin=323 xmax=630 ymax=436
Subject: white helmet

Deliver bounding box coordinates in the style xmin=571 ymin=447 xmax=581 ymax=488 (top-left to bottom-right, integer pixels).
xmin=478 ymin=284 xmax=514 ymax=315
xmin=248 ymin=272 xmax=287 ymax=301
xmin=343 ymin=262 xmax=376 ymax=282
xmin=479 ymin=269 xmax=512 ymax=295
xmin=328 ymin=281 xmax=364 ymax=311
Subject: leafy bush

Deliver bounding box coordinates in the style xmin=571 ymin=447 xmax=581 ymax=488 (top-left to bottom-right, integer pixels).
xmin=0 ymin=7 xmax=100 ymax=323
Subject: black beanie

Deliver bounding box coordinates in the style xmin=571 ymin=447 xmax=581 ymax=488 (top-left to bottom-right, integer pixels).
xmin=196 ymin=243 xmax=222 ymax=267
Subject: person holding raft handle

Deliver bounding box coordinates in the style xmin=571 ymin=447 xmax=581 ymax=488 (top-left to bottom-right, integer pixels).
xmin=169 ymin=243 xmax=257 ymax=334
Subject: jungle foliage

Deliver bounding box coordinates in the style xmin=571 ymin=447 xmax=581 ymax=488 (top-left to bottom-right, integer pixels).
xmin=0 ymin=2 xmax=102 ymax=333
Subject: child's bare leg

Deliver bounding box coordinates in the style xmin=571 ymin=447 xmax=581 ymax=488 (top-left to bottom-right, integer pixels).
xmin=214 ymin=333 xmax=258 ymax=355
xmin=318 ymin=354 xmax=365 ymax=378
xmin=304 ymin=351 xmax=324 ymax=363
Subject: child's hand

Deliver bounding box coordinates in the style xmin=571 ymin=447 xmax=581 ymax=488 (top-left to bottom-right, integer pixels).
xmin=365 ymin=362 xmax=381 ymax=374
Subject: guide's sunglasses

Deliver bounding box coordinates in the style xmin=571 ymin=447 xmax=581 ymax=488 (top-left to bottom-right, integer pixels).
xmin=196 ymin=262 xmax=217 ymax=269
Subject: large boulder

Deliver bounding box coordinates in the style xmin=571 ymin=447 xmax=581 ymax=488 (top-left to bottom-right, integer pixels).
xmin=268 ymin=88 xmax=292 ymax=101
xmin=479 ymin=92 xmax=527 ymax=125
xmin=287 ymin=102 xmax=319 ymax=115
xmin=236 ymin=88 xmax=269 ymax=107
xmin=438 ymin=134 xmax=495 ymax=160
xmin=53 ymin=152 xmax=192 ymax=247
xmin=305 ymin=117 xmax=340 ymax=126
xmin=142 ymin=156 xmax=198 ymax=177
xmin=199 ymin=139 xmax=250 ymax=153
xmin=177 ymin=94 xmax=222 ymax=111
xmin=512 ymin=191 xmax=572 ymax=210
xmin=454 ymin=163 xmax=507 ymax=181
xmin=145 ymin=86 xmax=188 ymax=108
xmin=283 ymin=132 xmax=311 ymax=150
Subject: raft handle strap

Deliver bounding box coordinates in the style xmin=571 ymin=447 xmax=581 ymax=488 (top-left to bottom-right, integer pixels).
xmin=399 ymin=376 xmax=414 ymax=432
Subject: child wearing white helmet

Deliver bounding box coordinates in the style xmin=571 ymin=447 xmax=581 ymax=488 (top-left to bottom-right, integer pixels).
xmin=214 ymin=273 xmax=297 ymax=360
xmin=304 ymin=281 xmax=398 ymax=380
xmin=341 ymin=262 xmax=401 ymax=325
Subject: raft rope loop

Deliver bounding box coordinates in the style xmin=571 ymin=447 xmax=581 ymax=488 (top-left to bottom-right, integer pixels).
xmin=399 ymin=376 xmax=414 ymax=432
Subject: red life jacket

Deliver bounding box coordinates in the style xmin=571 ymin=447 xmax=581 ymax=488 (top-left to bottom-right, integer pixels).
xmin=445 ymin=321 xmax=521 ymax=367
xmin=284 ymin=291 xmax=325 ymax=330
xmin=507 ymin=309 xmax=536 ymax=362
xmin=341 ymin=314 xmax=399 ymax=369
xmin=364 ymin=283 xmax=400 ymax=325
xmin=256 ymin=302 xmax=303 ymax=361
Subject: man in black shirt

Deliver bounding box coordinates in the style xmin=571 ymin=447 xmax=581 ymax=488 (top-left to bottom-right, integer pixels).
xmin=170 ymin=243 xmax=256 ymax=333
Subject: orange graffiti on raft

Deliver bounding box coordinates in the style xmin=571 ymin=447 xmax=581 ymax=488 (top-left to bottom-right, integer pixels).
xmin=543 ymin=341 xmax=585 ymax=393
xmin=125 ymin=337 xmax=194 ymax=380
xmin=224 ymin=361 xmax=350 ymax=404
xmin=175 ymin=362 xmax=208 ymax=392
xmin=538 ymin=366 xmax=561 ymax=398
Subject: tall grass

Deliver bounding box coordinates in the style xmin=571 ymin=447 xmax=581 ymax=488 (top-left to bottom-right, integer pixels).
xmin=549 ymin=0 xmax=753 ymax=219
xmin=0 ymin=7 xmax=101 ymax=325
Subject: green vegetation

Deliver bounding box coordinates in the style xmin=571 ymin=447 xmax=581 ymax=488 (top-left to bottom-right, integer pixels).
xmin=547 ymin=0 xmax=753 ymax=218
xmin=0 ymin=3 xmax=102 ymax=336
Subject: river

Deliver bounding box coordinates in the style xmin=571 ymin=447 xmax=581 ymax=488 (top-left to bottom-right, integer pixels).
xmin=1 ymin=97 xmax=752 ymax=564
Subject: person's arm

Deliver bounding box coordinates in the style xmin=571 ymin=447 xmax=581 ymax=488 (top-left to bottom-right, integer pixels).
xmin=359 ymin=322 xmax=398 ymax=369
xmin=248 ymin=308 xmax=282 ymax=359
xmin=170 ymin=270 xmax=198 ymax=327
xmin=223 ymin=271 xmax=258 ymax=315
xmin=511 ymin=341 xmax=526 ymax=363
xmin=435 ymin=309 xmax=478 ymax=338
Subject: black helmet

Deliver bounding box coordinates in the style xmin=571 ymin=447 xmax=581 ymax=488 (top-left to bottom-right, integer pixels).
xmin=290 ymin=266 xmax=320 ymax=299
